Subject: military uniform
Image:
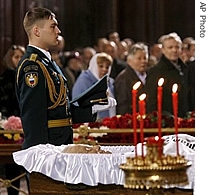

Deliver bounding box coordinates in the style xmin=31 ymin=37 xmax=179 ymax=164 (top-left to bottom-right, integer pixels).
xmin=15 ymin=46 xmax=73 ymax=149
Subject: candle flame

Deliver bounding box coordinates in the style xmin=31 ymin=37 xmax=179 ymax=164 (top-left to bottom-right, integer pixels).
xmin=172 ymin=83 xmax=178 ymax=93
xmin=158 ymin=78 xmax=164 ymax=87
xmin=139 ymin=93 xmax=146 ymax=101
xmin=133 ymin=81 xmax=141 ymax=90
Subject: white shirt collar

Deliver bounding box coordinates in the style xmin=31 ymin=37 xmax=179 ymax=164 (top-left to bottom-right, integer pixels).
xmin=135 ymin=71 xmax=147 ymax=85
xmin=29 ymin=45 xmax=52 ymax=61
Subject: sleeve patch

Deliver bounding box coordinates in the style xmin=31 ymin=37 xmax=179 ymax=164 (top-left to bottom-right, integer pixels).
xmin=25 ymin=72 xmax=38 ymax=88
xmin=24 ymin=65 xmax=39 ymax=73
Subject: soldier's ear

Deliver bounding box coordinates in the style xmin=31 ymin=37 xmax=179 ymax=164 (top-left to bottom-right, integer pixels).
xmin=33 ymin=26 xmax=40 ymax=37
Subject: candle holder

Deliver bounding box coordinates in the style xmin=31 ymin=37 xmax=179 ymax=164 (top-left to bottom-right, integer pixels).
xmin=120 ymin=137 xmax=192 ymax=195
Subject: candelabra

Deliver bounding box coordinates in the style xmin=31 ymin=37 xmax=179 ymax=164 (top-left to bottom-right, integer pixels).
xmin=120 ymin=137 xmax=192 ymax=195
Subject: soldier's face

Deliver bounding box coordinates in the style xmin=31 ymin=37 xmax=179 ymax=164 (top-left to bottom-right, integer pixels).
xmin=38 ymin=17 xmax=61 ymax=50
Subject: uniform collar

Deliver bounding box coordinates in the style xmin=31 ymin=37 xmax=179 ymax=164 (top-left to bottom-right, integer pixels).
xmin=28 ymin=45 xmax=52 ymax=61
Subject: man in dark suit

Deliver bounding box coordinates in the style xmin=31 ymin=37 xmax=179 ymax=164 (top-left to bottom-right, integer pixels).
xmin=146 ymin=32 xmax=189 ymax=117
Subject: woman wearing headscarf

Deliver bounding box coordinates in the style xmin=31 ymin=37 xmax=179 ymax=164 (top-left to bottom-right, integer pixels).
xmin=72 ymin=52 xmax=116 ymax=120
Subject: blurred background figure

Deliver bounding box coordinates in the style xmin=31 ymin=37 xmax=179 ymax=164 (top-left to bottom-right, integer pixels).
xmin=103 ymin=41 xmax=127 ymax=79
xmin=61 ymin=51 xmax=83 ymax=99
xmin=94 ymin=37 xmax=108 ymax=53
xmin=187 ymin=58 xmax=195 ymax=112
xmin=182 ymin=38 xmax=195 ymax=112
xmin=180 ymin=39 xmax=195 ymax=63
xmin=3 ymin=45 xmax=25 ymax=70
xmin=63 ymin=51 xmax=84 ymax=81
xmin=51 ymin=35 xmax=66 ymax=68
xmin=81 ymin=47 xmax=96 ymax=69
xmin=116 ymin=40 xmax=129 ymax=61
xmin=149 ymin=43 xmax=162 ymax=61
xmin=51 ymin=36 xmax=76 ymax=99
xmin=0 ymin=44 xmax=25 ymax=195
xmin=122 ymin=38 xmax=135 ymax=50
xmin=148 ymin=43 xmax=162 ymax=69
xmin=114 ymin=43 xmax=149 ymax=115
xmin=106 ymin=30 xmax=120 ymax=44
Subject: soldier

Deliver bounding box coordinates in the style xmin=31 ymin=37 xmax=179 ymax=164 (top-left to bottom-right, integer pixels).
xmin=15 ymin=7 xmax=116 ymax=193
xmin=15 ymin=7 xmax=73 ymax=150
xmin=15 ymin=7 xmax=116 ymax=150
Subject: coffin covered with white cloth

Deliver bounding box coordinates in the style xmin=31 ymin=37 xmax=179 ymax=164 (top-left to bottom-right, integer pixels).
xmin=12 ymin=134 xmax=194 ymax=189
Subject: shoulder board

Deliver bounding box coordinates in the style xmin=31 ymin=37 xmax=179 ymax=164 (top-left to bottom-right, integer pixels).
xmin=16 ymin=53 xmax=38 ymax=84
xmin=29 ymin=53 xmax=38 ymax=62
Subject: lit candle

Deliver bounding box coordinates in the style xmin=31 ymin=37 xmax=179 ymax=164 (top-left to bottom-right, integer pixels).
xmin=146 ymin=136 xmax=165 ymax=158
xmin=157 ymin=78 xmax=164 ymax=139
xmin=139 ymin=93 xmax=146 ymax=157
xmin=157 ymin=78 xmax=164 ymax=158
xmin=132 ymin=81 xmax=141 ymax=150
xmin=172 ymin=83 xmax=179 ymax=156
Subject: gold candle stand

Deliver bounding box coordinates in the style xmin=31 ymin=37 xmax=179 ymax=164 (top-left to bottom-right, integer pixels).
xmin=120 ymin=137 xmax=192 ymax=195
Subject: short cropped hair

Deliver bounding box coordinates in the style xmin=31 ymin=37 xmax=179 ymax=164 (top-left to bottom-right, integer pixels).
xmin=23 ymin=7 xmax=55 ymax=36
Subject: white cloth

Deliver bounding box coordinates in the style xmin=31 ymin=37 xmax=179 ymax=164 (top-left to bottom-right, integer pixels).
xmin=13 ymin=144 xmax=134 ymax=186
xmin=12 ymin=134 xmax=194 ymax=189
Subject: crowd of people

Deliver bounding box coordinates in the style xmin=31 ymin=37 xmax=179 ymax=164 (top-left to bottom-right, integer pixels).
xmin=0 ymin=7 xmax=195 ymax=194
xmin=49 ymin=31 xmax=195 ymax=119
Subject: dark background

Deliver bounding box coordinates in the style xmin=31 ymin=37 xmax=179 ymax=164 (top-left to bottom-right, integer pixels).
xmin=0 ymin=0 xmax=195 ymax=59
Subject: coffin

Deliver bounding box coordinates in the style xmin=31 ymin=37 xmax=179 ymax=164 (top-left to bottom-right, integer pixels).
xmin=13 ymin=135 xmax=195 ymax=195
xmin=29 ymin=172 xmax=193 ymax=195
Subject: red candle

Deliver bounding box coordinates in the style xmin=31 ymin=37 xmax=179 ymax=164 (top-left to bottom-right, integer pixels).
xmin=139 ymin=93 xmax=146 ymax=157
xmin=157 ymin=78 xmax=164 ymax=139
xmin=132 ymin=81 xmax=141 ymax=150
xmin=157 ymin=78 xmax=164 ymax=158
xmin=146 ymin=136 xmax=165 ymax=158
xmin=146 ymin=136 xmax=164 ymax=145
xmin=172 ymin=83 xmax=179 ymax=156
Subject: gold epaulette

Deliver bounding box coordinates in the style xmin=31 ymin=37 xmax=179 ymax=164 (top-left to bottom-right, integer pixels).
xmin=16 ymin=53 xmax=67 ymax=110
xmin=16 ymin=53 xmax=38 ymax=84
xmin=29 ymin=53 xmax=38 ymax=62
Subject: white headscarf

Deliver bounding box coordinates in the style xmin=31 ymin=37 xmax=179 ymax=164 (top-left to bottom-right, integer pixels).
xmin=88 ymin=53 xmax=116 ymax=117
xmin=88 ymin=53 xmax=112 ymax=80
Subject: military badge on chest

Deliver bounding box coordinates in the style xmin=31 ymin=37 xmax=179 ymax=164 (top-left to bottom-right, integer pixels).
xmin=25 ymin=72 xmax=38 ymax=88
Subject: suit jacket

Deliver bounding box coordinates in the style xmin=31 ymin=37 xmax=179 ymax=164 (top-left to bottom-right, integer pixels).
xmin=146 ymin=55 xmax=189 ymax=117
xmin=187 ymin=60 xmax=195 ymax=111
xmin=114 ymin=65 xmax=147 ymax=115
xmin=110 ymin=58 xmax=127 ymax=79
xmin=15 ymin=46 xmax=73 ymax=149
